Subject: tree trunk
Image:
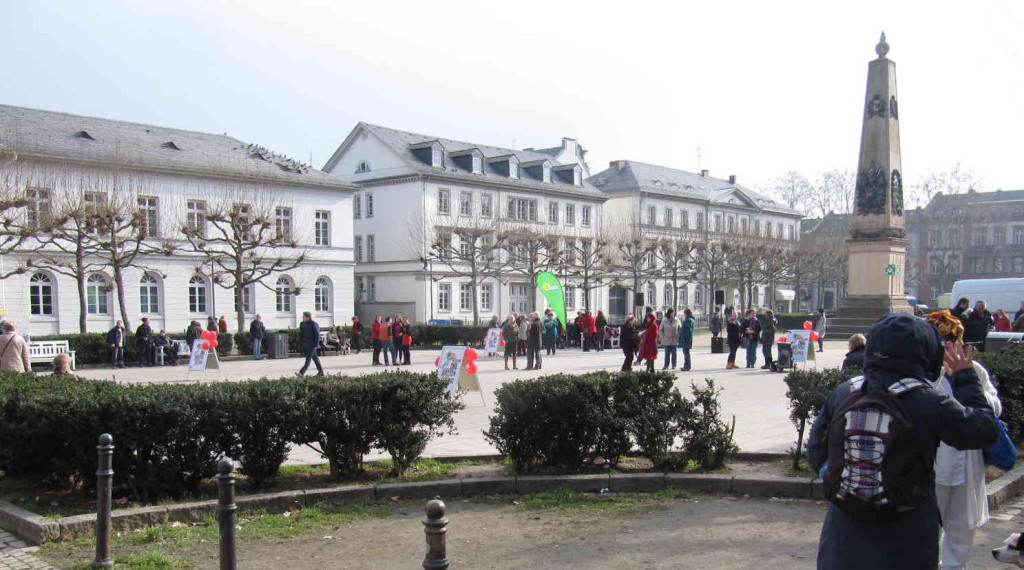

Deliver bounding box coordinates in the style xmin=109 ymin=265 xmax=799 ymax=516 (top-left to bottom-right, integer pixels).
xmin=235 ymin=282 xmax=246 ymax=335
xmin=113 ymin=265 xmax=130 ymax=328
xmin=76 ymin=271 xmax=88 ymax=333
xmin=793 ymin=417 xmax=806 ymax=470
xmin=471 ymin=281 xmax=480 ymax=326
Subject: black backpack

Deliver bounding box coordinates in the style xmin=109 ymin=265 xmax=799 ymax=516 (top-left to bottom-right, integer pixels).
xmin=823 ymin=376 xmax=929 ymax=522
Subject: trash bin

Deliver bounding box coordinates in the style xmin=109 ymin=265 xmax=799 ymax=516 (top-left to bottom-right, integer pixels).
xmin=266 ymin=332 xmax=290 ymax=359
xmin=711 ymin=336 xmax=725 ymax=354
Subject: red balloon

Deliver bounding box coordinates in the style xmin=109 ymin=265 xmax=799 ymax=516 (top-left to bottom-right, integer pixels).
xmin=211 ymin=340 xmax=219 ymax=348
xmin=201 ymin=341 xmax=211 ymax=350
xmin=499 ymin=340 xmax=505 ymax=347
xmin=778 ymin=336 xmax=788 ymax=343
xmin=466 ymin=363 xmax=478 ymax=374
xmin=803 ymin=321 xmax=813 ymax=330
xmin=434 ymin=356 xmax=441 ymax=367
xmin=465 ymin=348 xmax=478 ymax=360
xmin=810 ymin=331 xmax=820 ymax=341
xmin=498 ymin=331 xmax=504 ymax=338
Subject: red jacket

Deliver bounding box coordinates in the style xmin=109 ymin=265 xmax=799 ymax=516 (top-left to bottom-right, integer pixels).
xmin=639 ymin=316 xmax=659 ymax=361
xmin=372 ymin=322 xmax=381 ymax=339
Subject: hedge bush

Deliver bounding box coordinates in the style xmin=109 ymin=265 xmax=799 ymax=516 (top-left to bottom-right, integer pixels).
xmin=782 ymin=367 xmax=857 ymax=469
xmin=0 ymin=370 xmax=462 ymax=498
xmin=977 ymin=345 xmax=1024 ymax=442
xmin=484 ymin=371 xmax=732 ymax=473
xmin=29 ymin=331 xmax=233 ymax=366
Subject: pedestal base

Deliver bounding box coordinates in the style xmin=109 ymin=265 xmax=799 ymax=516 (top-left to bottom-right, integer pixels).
xmin=830 ymin=295 xmax=914 ymax=336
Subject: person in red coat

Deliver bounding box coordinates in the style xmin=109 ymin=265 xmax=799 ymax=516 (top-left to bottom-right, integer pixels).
xmin=639 ymin=313 xmax=660 ymax=372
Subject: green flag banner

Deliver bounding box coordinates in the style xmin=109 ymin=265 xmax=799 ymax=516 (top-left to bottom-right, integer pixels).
xmin=535 ymin=271 xmax=568 ymax=329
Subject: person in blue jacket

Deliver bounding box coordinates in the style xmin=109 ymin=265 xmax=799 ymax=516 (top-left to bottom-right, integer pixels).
xmin=297 ymin=311 xmax=324 ymax=376
xmin=677 ymin=308 xmax=694 ymax=371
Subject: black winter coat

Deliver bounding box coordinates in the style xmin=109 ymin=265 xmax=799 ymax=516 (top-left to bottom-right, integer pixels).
xmin=963 ymin=310 xmax=993 ymax=344
xmin=840 ymin=345 xmax=865 ymax=372
xmin=619 ymin=324 xmax=638 ymax=350
xmin=725 ymin=319 xmax=742 ymax=348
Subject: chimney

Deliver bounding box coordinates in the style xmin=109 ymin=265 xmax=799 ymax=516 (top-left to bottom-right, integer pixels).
xmin=728 ymin=175 xmax=737 ymax=184
xmin=610 ymin=160 xmax=627 ymax=171
xmin=701 ymin=169 xmax=709 ymax=177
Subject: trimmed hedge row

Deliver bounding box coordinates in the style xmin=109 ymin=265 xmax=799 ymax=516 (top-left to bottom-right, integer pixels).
xmin=977 ymin=345 xmax=1024 ymax=442
xmin=0 ymin=370 xmax=461 ymax=499
xmin=484 ymin=371 xmax=736 ymax=473
xmin=29 ymin=332 xmax=234 ymax=366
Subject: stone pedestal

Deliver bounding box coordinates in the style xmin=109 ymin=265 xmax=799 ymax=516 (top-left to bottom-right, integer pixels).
xmin=832 ymin=237 xmax=913 ymax=336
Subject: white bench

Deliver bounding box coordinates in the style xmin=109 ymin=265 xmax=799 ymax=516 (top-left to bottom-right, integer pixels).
xmin=28 ymin=340 xmax=77 ymax=370
xmin=155 ymin=340 xmax=191 ymax=366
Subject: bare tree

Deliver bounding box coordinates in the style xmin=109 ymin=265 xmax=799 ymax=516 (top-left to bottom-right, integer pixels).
xmin=417 ymin=215 xmax=503 ymax=325
xmin=0 ymin=148 xmax=37 ymax=278
xmin=694 ymin=238 xmax=733 ymax=314
xmin=605 ymin=222 xmax=659 ymax=315
xmin=723 ymin=237 xmax=766 ymax=311
xmin=909 ymin=163 xmax=983 ymax=209
xmin=559 ymin=231 xmax=612 ymax=312
xmin=767 ymin=172 xmax=814 ymax=211
xmin=179 ymin=187 xmax=309 ymax=333
xmin=496 ymin=224 xmax=560 ymax=313
xmin=812 ymin=168 xmax=856 ymax=217
xmin=654 ymin=235 xmax=698 ymax=311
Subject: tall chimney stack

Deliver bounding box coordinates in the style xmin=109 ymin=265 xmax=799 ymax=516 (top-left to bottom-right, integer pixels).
xmin=728 ymin=175 xmax=737 ymax=184
xmin=700 ymin=169 xmax=709 ymax=177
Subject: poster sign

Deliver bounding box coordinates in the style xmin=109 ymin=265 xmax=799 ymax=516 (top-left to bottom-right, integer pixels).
xmin=437 ymin=345 xmax=467 ymax=394
xmin=188 ymin=339 xmax=220 ymax=371
xmin=789 ymin=331 xmax=812 ymax=364
xmin=484 ymin=328 xmax=502 ymax=354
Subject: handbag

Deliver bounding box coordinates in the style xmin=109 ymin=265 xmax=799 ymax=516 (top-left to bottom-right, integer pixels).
xmin=983 ymin=419 xmax=1018 ymax=471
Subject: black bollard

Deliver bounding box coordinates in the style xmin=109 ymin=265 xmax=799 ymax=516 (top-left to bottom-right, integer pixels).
xmin=422 ymin=497 xmax=449 ymax=570
xmin=216 ymin=458 xmax=237 ymax=570
xmin=92 ymin=433 xmax=114 ymax=569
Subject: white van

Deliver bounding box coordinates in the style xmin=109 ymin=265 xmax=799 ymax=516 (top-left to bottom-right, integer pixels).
xmin=950 ymin=278 xmax=1024 ymax=314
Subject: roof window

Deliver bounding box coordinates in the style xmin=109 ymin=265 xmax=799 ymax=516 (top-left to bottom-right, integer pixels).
xmin=161 ymin=141 xmax=181 ymax=150
xmin=73 ymin=130 xmax=95 ymax=141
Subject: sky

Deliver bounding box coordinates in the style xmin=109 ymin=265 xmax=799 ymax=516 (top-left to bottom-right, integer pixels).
xmin=2 ymin=0 xmax=1022 ymax=193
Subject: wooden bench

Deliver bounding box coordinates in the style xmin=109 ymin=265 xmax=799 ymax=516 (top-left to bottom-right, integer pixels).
xmin=155 ymin=340 xmax=191 ymax=366
xmin=28 ymin=340 xmax=77 ymax=370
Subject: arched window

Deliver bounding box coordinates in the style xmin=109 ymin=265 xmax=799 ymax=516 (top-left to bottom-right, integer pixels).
xmin=86 ymin=274 xmax=109 ymax=315
xmin=188 ymin=276 xmax=207 ymax=314
xmin=29 ymin=273 xmax=53 ymax=315
xmin=139 ymin=273 xmax=160 ymax=314
xmin=678 ymin=286 xmax=688 ymax=307
xmin=663 ymin=284 xmax=672 ymax=308
xmin=314 ymin=277 xmax=331 ymax=312
xmin=275 ymin=277 xmax=293 ymax=313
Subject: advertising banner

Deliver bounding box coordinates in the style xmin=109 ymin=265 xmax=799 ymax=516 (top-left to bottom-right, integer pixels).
xmin=536 ymin=271 xmax=567 ymax=327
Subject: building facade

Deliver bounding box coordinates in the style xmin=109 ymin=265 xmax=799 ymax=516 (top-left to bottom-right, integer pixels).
xmin=0 ymin=105 xmax=358 ymax=336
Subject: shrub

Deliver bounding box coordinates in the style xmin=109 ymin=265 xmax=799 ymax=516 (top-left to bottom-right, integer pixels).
xmin=782 ymin=367 xmax=857 ymax=469
xmin=219 ymin=379 xmax=304 ymax=485
xmin=607 ymin=371 xmax=688 ymax=468
xmin=374 ymin=370 xmax=463 ymax=476
xmin=977 ymin=345 xmax=1024 ymax=442
xmin=679 ymin=379 xmax=737 ymax=471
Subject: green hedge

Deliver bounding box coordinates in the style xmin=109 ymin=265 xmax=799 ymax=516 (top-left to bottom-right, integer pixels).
xmin=0 ymin=370 xmax=462 ymax=499
xmin=483 ymin=371 xmax=735 ymax=473
xmin=29 ymin=332 xmax=233 ymax=366
xmin=977 ymin=345 xmax=1024 ymax=442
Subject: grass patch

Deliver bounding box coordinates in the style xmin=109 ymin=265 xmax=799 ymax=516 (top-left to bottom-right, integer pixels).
xmin=787 ymin=458 xmax=816 ymax=478
xmin=69 ymin=552 xmax=191 ymax=569
xmin=514 ymin=488 xmax=693 ymax=517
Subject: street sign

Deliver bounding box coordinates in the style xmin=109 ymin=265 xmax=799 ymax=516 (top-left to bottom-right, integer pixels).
xmin=884 ymin=264 xmax=900 ymax=276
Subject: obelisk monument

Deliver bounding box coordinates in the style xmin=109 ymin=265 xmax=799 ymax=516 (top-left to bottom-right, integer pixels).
xmin=832 ymin=34 xmax=913 ymax=335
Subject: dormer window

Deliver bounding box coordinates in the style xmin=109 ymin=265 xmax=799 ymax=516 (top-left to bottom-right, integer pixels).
xmin=552 ymin=164 xmax=581 ymax=185
xmin=161 ymin=141 xmax=181 ymax=150
xmin=74 ymin=130 xmax=95 ymax=141
xmin=542 ymin=163 xmax=551 ymax=183
xmin=509 ymin=159 xmax=518 ymax=179
xmin=410 ymin=141 xmax=445 ymax=168
xmin=520 ymin=159 xmax=554 ymax=183
xmin=432 ymin=148 xmax=443 ymax=167
xmin=472 ymin=155 xmax=482 ymax=174
xmin=574 ymin=169 xmax=582 ymax=186
xmin=451 ymin=148 xmax=484 ymax=174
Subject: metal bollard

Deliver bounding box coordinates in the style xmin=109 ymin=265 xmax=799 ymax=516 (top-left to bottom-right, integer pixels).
xmin=216 ymin=458 xmax=237 ymax=570
xmin=92 ymin=434 xmax=114 ymax=569
xmin=422 ymin=496 xmax=449 ymax=570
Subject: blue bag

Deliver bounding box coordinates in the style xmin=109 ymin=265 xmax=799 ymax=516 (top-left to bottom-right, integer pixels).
xmin=983 ymin=419 xmax=1018 ymax=471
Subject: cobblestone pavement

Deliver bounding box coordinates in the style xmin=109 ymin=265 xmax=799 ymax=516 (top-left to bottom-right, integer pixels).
xmin=0 ymin=531 xmax=54 ymax=570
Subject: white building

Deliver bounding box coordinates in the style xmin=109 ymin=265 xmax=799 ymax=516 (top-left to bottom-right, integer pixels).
xmin=323 ymin=123 xmax=606 ymax=323
xmin=0 ymin=104 xmax=358 ymax=336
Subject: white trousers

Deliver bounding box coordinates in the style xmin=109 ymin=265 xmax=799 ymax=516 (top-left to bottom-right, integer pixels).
xmin=936 ymin=483 xmax=974 ymax=569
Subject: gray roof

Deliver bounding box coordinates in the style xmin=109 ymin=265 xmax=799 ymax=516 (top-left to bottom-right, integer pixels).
xmin=927 ymin=189 xmax=1024 ymax=207
xmin=588 ymin=160 xmax=803 ymax=217
xmin=349 ymin=123 xmax=604 ymax=199
xmin=0 ymin=104 xmax=356 ymax=190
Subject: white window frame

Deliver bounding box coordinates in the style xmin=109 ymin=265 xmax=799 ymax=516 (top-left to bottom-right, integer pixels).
xmin=354 ymin=194 xmax=362 ymax=219
xmin=275 ymin=277 xmax=294 ymax=313
xmin=481 ymin=283 xmax=493 ymax=311
xmin=565 ymin=204 xmax=576 ymax=226
xmin=459 ymin=192 xmax=473 ymax=216
xmin=460 ymin=283 xmax=472 ymax=310
xmin=187 ymin=200 xmax=207 ymax=237
xmin=139 ymin=273 xmax=160 ymax=314
xmin=365 ymin=192 xmax=374 ymax=218
xmin=582 ymin=205 xmax=591 ymax=227
xmin=275 ymin=206 xmax=293 ymax=241
xmin=86 ymin=274 xmax=109 ymax=315
xmin=367 ymin=234 xmax=376 ymax=262
xmin=438 ymin=283 xmax=451 ymax=311
xmin=438 ymin=189 xmax=451 ymax=215
xmin=548 ymin=202 xmax=559 ymax=224
xmin=315 ymin=210 xmax=331 ymax=246
xmin=314 ymin=277 xmax=331 ymax=312
xmin=647 ymin=206 xmax=656 ymax=225
xmin=663 ymin=207 xmax=673 ymax=227
xmin=481 ymin=194 xmax=493 ymax=217
xmin=188 ymin=275 xmax=208 ymax=314
xmin=29 ymin=272 xmax=54 ymax=316
xmin=138 ymin=196 xmax=159 ymax=237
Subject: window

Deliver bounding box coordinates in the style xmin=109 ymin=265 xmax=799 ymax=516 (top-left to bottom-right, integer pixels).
xmin=472 ymin=155 xmax=482 ymax=174
xmin=367 ymin=234 xmax=376 ymax=261
xmin=949 ymin=228 xmax=961 ymax=246
xmin=564 ymin=238 xmax=576 ymax=264
xmin=365 ymin=193 xmax=374 ymax=218
xmin=438 ymin=189 xmax=451 ymax=215
xmin=481 ymin=235 xmax=494 ymax=262
xmin=86 ymin=274 xmax=108 ymax=315
xmin=234 ymin=284 xmax=253 ymax=314
xmin=678 ymin=286 xmax=688 ymax=306
xmin=507 ymin=197 xmax=538 ymax=221
xmin=565 ymin=204 xmax=576 ymax=225
xmin=1014 ymin=226 xmax=1024 ymax=245
xmin=741 ymin=217 xmax=748 ymax=234
xmin=694 ymin=285 xmax=704 ymax=307
xmin=315 ymin=211 xmax=331 ymax=246
xmin=542 ymin=163 xmax=551 ymax=183
xmin=972 ymin=228 xmax=987 ymax=247
xmin=765 ymin=222 xmax=773 ymax=237
xmin=481 ymin=194 xmax=493 ymax=217
xmin=275 ymin=207 xmax=293 ymax=240
xmin=727 ymin=216 xmax=735 ymax=233
xmin=233 ymin=203 xmax=251 ymax=230
xmin=647 ymin=206 xmax=656 ymax=225
xmin=663 ymin=284 xmax=672 ymax=307
xmin=777 ymin=222 xmax=783 ymax=238
xmin=138 ymin=196 xmax=159 ymax=237
xmin=971 ymin=257 xmax=986 ymax=273
xmin=646 ymin=251 xmax=655 ymax=269
xmin=582 ymin=206 xmax=591 ymax=227
xmin=574 ymin=169 xmax=583 ymax=186
xmin=356 ymin=160 xmax=371 ymax=173
xmin=187 ymin=200 xmax=206 ymax=237
xmin=994 ymin=226 xmax=1007 ymax=245
xmin=354 ymin=194 xmax=362 ymax=219
xmin=459 ymin=235 xmax=472 ymax=257
xmin=314 ymin=277 xmax=331 ymax=312
xmin=565 ymin=286 xmax=575 ymax=309
xmin=1013 ymin=257 xmax=1024 ymax=273
xmin=481 ymin=284 xmax=493 ymax=311
xmin=696 ymin=212 xmax=704 ymax=230
xmin=26 ymin=187 xmax=52 ymax=227
xmin=355 ymin=277 xmax=365 ymax=302
xmin=275 ymin=277 xmax=293 ymax=312
xmin=432 ymin=148 xmax=444 ymax=168
xmin=714 ymin=214 xmax=722 ymax=232
xmin=681 ymin=210 xmax=689 ymax=229
xmin=995 ymin=257 xmax=1005 ymax=273
xmin=188 ymin=276 xmax=207 ymax=314
xmin=582 ymin=239 xmax=592 ymax=260
xmin=367 ymin=276 xmax=376 ymax=301
xmin=438 ymin=283 xmax=451 ymax=311
xmin=647 ymin=283 xmax=656 ymax=307
xmin=929 ymin=256 xmax=940 ymax=275
xmin=508 ymin=160 xmax=518 ymax=179
xmin=663 ymin=208 xmax=673 ymax=227
xmin=754 ymin=220 xmax=761 ymax=236
xmin=29 ymin=273 xmax=53 ymax=315
xmin=787 ymin=225 xmax=795 ymax=240
xmin=459 ymin=192 xmax=473 ymax=216
xmin=460 ymin=284 xmax=472 ymax=310
xmin=548 ymin=202 xmax=559 ymax=224
xmin=139 ymin=273 xmax=159 ymax=314
xmin=437 ymin=230 xmax=452 ymax=260
xmin=354 ymin=236 xmax=363 ymax=262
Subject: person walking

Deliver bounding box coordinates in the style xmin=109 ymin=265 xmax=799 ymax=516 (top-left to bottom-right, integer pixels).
xmin=742 ymin=309 xmax=762 ymax=369
xmin=659 ymin=309 xmax=680 ymax=370
xmin=371 ymin=316 xmax=383 ymax=365
xmin=678 ymin=308 xmax=694 ymax=371
xmin=250 ymin=314 xmax=266 ymax=360
xmin=725 ymin=310 xmax=742 ymax=369
xmin=619 ymin=316 xmax=639 ymax=371
xmin=218 ymin=315 xmax=228 ymax=333
xmin=135 ymin=318 xmax=153 ymax=367
xmin=994 ymin=309 xmax=1012 ymax=332
xmin=542 ymin=311 xmax=558 ymax=356
xmin=517 ymin=315 xmax=529 ymax=357
xmin=595 ymin=311 xmax=608 ymax=351
xmin=502 ymin=315 xmax=518 ymax=370
xmin=0 ymin=321 xmax=31 ymax=372
xmin=963 ymin=300 xmax=994 ymax=349
xmin=526 ymin=312 xmax=543 ymax=370
xmin=297 ymin=311 xmax=324 ymax=376
xmin=760 ymin=310 xmax=778 ymax=370
xmin=639 ymin=312 xmax=659 ymax=372
xmin=106 ymin=320 xmax=125 ymax=368
xmin=806 ymin=313 xmax=999 ymax=570
xmin=710 ymin=312 xmax=722 ymax=338
xmin=814 ymin=308 xmax=827 ymax=352
xmin=350 ymin=316 xmax=363 ymax=354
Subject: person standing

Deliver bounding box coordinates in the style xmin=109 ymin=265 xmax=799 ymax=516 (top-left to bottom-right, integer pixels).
xmin=678 ymin=308 xmax=694 ymax=371
xmin=742 ymin=309 xmax=762 ymax=369
xmin=379 ymin=317 xmax=394 ymax=366
xmin=1015 ymin=300 xmax=1024 ymax=324
xmin=760 ymin=309 xmax=778 ymax=370
xmin=371 ymin=316 xmax=383 ymax=365
xmin=502 ymin=315 xmax=519 ymax=370
xmin=725 ymin=310 xmax=742 ymax=369
xmin=297 ymin=311 xmax=324 ymax=376
xmin=0 ymin=321 xmax=31 ymax=372
xmin=994 ymin=309 xmax=1012 ymax=332
xmin=659 ymin=309 xmax=680 ymax=370
xmin=526 ymin=312 xmax=543 ymax=370
xmin=135 ymin=318 xmax=153 ymax=367
xmin=207 ymin=315 xmax=218 ymax=333
xmin=218 ymin=315 xmax=228 ymax=333
xmin=639 ymin=312 xmax=659 ymax=372
xmin=619 ymin=316 xmax=639 ymax=371
xmin=710 ymin=311 xmax=722 ymax=338
xmin=542 ymin=311 xmax=557 ymax=356
xmin=517 ymin=315 xmax=529 ymax=357
xmin=399 ymin=316 xmax=412 ymax=365
xmin=951 ymin=297 xmax=970 ymax=329
xmin=840 ymin=334 xmax=867 ymax=372
xmin=250 ymin=314 xmax=266 ymax=360
xmin=814 ymin=308 xmax=827 ymax=352
xmin=488 ymin=314 xmax=500 ymax=328
xmin=185 ymin=320 xmax=203 ymax=351
xmin=390 ymin=315 xmax=403 ymax=364
xmin=595 ymin=311 xmax=608 ymax=352
xmin=963 ymin=300 xmax=994 ymax=349
xmin=106 ymin=320 xmax=125 ymax=369
xmin=350 ymin=316 xmax=363 ymax=354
